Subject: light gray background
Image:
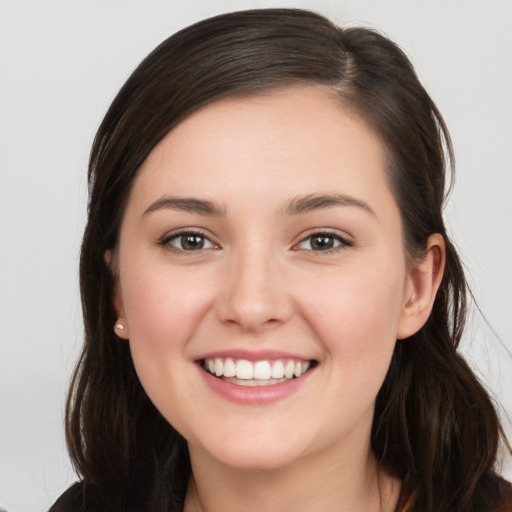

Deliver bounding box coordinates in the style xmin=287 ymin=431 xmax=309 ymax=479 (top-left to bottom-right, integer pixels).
xmin=1 ymin=1 xmax=511 ymax=510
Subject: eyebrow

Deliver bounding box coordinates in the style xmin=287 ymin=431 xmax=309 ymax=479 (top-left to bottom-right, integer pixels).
xmin=142 ymin=192 xmax=374 ymax=218
xmin=283 ymin=193 xmax=375 ymax=217
xmin=143 ymin=196 xmax=226 ymax=217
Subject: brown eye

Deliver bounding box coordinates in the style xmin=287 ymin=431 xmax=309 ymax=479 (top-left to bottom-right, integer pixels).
xmin=297 ymin=232 xmax=352 ymax=252
xmin=181 ymin=234 xmax=205 ymax=250
xmin=311 ymin=234 xmax=336 ymax=250
xmin=164 ymin=232 xmax=215 ymax=251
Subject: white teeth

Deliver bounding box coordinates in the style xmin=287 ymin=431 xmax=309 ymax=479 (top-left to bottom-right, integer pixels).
xmin=271 ymin=360 xmax=285 ymax=379
xmin=236 ymin=378 xmax=258 ymax=387
xmin=214 ymin=358 xmax=223 ymax=377
xmin=284 ymin=360 xmax=295 ymax=379
xmin=230 ymin=377 xmax=288 ymax=386
xmin=253 ymin=361 xmax=272 ymax=380
xmin=203 ymin=357 xmax=313 ymax=382
xmin=223 ymin=357 xmax=236 ymax=377
xmin=235 ymin=359 xmax=253 ymax=380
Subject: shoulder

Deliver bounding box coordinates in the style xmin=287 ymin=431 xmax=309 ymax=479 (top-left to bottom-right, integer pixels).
xmin=497 ymin=479 xmax=512 ymax=511
xmin=394 ymin=476 xmax=512 ymax=512
xmin=48 ymin=482 xmax=85 ymax=512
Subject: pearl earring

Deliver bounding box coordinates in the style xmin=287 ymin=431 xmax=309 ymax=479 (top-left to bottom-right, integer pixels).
xmin=115 ymin=323 xmax=125 ymax=331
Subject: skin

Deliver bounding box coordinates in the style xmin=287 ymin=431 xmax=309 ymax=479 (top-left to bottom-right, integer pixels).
xmin=112 ymin=86 xmax=445 ymax=511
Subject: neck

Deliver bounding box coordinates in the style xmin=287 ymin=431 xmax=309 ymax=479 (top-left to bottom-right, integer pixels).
xmin=184 ymin=440 xmax=400 ymax=512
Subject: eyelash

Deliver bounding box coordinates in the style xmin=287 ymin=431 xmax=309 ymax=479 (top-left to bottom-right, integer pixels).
xmin=294 ymin=230 xmax=354 ymax=254
xmin=158 ymin=230 xmax=218 ymax=253
xmin=158 ymin=229 xmax=354 ymax=254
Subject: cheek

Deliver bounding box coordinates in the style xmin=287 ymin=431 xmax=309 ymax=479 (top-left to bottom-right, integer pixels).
xmin=300 ymin=264 xmax=404 ymax=378
xmin=119 ymin=266 xmax=214 ymax=430
xmin=123 ymin=262 xmax=206 ymax=331
xmin=119 ymin=263 xmax=215 ymax=378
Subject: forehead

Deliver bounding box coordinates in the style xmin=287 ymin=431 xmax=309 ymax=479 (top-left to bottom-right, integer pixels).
xmin=130 ymin=86 xmax=392 ymax=213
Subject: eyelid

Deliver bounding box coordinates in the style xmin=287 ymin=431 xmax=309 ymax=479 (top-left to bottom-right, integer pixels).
xmin=158 ymin=228 xmax=220 ymax=252
xmin=293 ymin=229 xmax=354 ymax=253
xmin=157 ymin=227 xmax=353 ymax=254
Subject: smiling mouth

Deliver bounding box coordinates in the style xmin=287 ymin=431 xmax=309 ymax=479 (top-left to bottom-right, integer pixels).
xmin=200 ymin=357 xmax=317 ymax=386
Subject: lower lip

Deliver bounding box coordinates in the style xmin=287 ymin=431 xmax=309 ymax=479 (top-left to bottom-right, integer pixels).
xmin=198 ymin=365 xmax=314 ymax=405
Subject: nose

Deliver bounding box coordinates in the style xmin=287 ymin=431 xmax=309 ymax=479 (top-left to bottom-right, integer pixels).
xmin=214 ymin=245 xmax=293 ymax=333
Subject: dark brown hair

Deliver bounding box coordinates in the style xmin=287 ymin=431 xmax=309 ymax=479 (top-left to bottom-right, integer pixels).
xmin=54 ymin=8 xmax=509 ymax=511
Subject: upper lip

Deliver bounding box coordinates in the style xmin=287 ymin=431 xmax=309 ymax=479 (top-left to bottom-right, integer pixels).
xmin=195 ymin=349 xmax=315 ymax=362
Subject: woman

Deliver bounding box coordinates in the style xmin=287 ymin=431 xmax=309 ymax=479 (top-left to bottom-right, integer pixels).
xmin=51 ymin=8 xmax=511 ymax=512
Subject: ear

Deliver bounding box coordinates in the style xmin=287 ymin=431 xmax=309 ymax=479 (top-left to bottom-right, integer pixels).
xmin=397 ymin=233 xmax=445 ymax=340
xmin=105 ymin=250 xmax=129 ymax=339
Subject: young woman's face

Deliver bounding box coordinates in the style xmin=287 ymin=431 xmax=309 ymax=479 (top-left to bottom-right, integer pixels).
xmin=115 ymin=87 xmax=417 ymax=471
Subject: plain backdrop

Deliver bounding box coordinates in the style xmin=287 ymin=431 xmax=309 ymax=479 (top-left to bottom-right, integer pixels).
xmin=1 ymin=0 xmax=511 ymax=510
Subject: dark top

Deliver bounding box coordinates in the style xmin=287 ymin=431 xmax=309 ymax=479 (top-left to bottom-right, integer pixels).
xmin=50 ymin=478 xmax=512 ymax=511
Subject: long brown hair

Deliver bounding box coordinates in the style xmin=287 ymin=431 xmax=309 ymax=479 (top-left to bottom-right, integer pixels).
xmin=56 ymin=8 xmax=509 ymax=511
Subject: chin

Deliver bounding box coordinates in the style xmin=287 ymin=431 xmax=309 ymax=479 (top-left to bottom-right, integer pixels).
xmin=189 ymin=429 xmax=309 ymax=472
xmin=213 ymin=447 xmax=301 ymax=471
